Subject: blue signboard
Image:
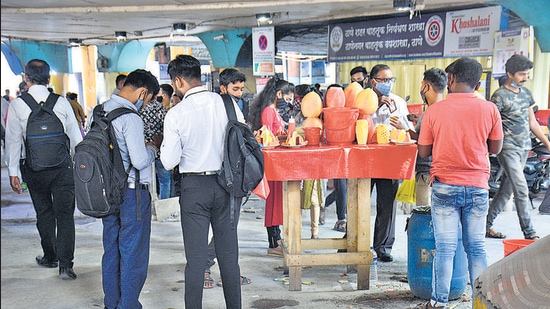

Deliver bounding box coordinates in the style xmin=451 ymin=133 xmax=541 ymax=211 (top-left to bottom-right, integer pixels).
xmin=328 ymin=13 xmax=446 ymax=62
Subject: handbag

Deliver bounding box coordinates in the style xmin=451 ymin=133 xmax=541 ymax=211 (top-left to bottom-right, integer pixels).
xmin=395 ymin=178 xmax=416 ymax=205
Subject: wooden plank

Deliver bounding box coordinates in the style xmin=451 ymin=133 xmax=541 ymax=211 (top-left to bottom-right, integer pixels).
xmin=301 ymin=238 xmax=347 ymax=250
xmin=286 ymin=252 xmax=372 ymax=267
xmin=288 ymin=266 xmax=302 ymax=291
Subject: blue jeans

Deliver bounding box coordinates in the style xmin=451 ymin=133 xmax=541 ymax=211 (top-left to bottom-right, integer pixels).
xmin=430 ymin=180 xmax=488 ymax=306
xmin=155 ymin=158 xmax=171 ymax=200
xmin=486 ymin=148 xmax=535 ymax=237
xmin=102 ymin=187 xmax=152 ymax=309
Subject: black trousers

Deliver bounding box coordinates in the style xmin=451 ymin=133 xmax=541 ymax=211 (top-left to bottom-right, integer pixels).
xmin=324 ymin=179 xmax=347 ymax=221
xmin=21 ymin=162 xmax=76 ymax=268
xmin=179 ymin=174 xmax=241 ymax=309
xmin=371 ymin=178 xmax=398 ymax=256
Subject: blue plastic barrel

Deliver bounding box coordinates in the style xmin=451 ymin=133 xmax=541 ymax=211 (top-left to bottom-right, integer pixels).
xmin=407 ymin=208 xmax=468 ymax=300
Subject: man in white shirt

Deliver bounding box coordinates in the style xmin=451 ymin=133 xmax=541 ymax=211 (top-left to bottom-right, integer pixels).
xmin=161 ymin=55 xmax=243 ymax=309
xmin=369 ymin=64 xmax=413 ymax=263
xmin=5 ymin=59 xmax=82 ymax=279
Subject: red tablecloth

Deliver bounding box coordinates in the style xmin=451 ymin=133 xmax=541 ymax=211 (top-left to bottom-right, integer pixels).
xmin=262 ymin=143 xmax=417 ymax=181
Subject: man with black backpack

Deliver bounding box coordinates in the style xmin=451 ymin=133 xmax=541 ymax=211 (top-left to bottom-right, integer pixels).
xmin=5 ymin=59 xmax=82 ymax=280
xmin=94 ymin=69 xmax=160 ymax=309
xmin=161 ymin=55 xmax=250 ymax=309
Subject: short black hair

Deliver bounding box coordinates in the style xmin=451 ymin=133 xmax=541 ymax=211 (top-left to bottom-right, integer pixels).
xmin=18 ymin=81 xmax=28 ymax=91
xmin=66 ymin=92 xmax=78 ymax=100
xmin=159 ymin=84 xmax=174 ymax=97
xmin=369 ymin=64 xmax=390 ymax=79
xmin=453 ymin=58 xmax=483 ymax=89
xmin=116 ymin=74 xmax=127 ymax=85
xmin=505 ymin=54 xmax=533 ymax=75
xmin=25 ymin=59 xmax=50 ymax=85
xmin=423 ymin=68 xmax=447 ymax=93
xmin=167 ymin=54 xmax=201 ymax=83
xmin=124 ymin=69 xmax=160 ymax=97
xmin=219 ymin=68 xmax=246 ymax=87
xmin=350 ymin=66 xmax=368 ymax=77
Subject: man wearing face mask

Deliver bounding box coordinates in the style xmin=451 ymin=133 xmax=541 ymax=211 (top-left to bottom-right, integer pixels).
xmin=139 ymin=84 xmax=171 ymax=199
xmin=350 ymin=66 xmax=370 ymax=89
xmin=391 ymin=68 xmax=447 ymax=207
xmin=369 ymin=64 xmax=413 ymax=263
xmin=485 ymin=54 xmax=550 ymax=240
xmin=100 ymin=69 xmax=160 ymax=309
xmin=219 ymin=68 xmax=248 ymax=122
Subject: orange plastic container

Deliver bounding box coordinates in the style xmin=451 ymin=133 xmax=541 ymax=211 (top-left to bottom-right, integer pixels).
xmin=322 ymin=107 xmax=359 ymax=145
xmin=502 ymin=239 xmax=535 ymax=257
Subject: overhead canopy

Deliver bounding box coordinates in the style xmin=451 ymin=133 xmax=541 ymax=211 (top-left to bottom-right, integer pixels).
xmin=493 ymin=0 xmax=550 ymax=52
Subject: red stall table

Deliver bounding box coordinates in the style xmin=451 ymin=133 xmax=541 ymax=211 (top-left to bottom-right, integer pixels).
xmin=262 ymin=143 xmax=417 ymax=291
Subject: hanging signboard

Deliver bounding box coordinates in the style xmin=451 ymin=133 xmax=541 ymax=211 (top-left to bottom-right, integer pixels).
xmin=443 ymin=6 xmax=503 ymax=57
xmin=253 ymin=27 xmax=275 ymax=76
xmin=328 ymin=12 xmax=446 ymax=62
xmin=492 ymin=26 xmax=533 ymax=78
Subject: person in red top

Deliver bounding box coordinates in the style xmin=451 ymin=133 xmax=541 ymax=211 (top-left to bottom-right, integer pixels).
xmin=249 ymin=77 xmax=294 ymax=256
xmin=417 ymin=57 xmax=503 ymax=309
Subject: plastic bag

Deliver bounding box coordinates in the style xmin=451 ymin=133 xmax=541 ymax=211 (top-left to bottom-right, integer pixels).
xmin=252 ymin=172 xmax=270 ymax=200
xmin=395 ymin=178 xmax=416 ymax=205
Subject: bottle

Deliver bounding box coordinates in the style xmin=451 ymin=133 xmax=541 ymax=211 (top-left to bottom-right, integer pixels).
xmin=287 ymin=117 xmax=296 ymax=138
xmin=21 ymin=182 xmax=28 ymax=193
xmin=370 ymin=247 xmax=378 ymax=282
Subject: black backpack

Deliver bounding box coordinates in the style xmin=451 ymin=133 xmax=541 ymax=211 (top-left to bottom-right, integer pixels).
xmin=217 ymin=94 xmax=264 ymax=222
xmin=73 ymin=105 xmax=138 ymax=218
xmin=21 ymin=92 xmax=71 ymax=171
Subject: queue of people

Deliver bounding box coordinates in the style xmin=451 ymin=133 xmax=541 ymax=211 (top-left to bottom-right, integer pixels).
xmin=5 ymin=53 xmax=548 ymax=309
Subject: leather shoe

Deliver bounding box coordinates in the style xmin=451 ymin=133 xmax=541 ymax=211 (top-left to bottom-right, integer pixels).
xmin=59 ymin=267 xmax=77 ymax=280
xmin=378 ymin=253 xmax=393 ymax=262
xmin=36 ymin=256 xmax=58 ymax=268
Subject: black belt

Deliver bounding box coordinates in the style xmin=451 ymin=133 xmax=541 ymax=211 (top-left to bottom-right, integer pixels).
xmin=182 ymin=171 xmax=218 ymax=176
xmin=127 ymin=183 xmax=149 ymax=190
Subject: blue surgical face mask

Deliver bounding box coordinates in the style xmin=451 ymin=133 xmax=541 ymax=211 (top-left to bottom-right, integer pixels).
xmin=135 ymin=99 xmax=144 ymax=111
xmin=375 ymin=81 xmax=394 ymax=96
xmin=510 ymin=80 xmax=520 ymax=88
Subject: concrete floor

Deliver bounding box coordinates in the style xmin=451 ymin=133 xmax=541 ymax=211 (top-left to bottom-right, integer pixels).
xmin=2 ymin=161 xmax=549 ymax=309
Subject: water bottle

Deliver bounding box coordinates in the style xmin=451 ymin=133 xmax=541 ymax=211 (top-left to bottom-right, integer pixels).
xmin=370 ymin=247 xmax=378 ymax=281
xmin=21 ymin=182 xmax=28 ymax=193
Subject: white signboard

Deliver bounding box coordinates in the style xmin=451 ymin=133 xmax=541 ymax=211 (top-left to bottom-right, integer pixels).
xmin=492 ymin=27 xmax=533 ymax=78
xmin=444 ymin=6 xmax=502 ymax=57
xmin=252 ymin=27 xmax=275 ymax=76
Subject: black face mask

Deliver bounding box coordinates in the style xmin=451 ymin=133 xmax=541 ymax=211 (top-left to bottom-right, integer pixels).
xmin=156 ymin=95 xmax=163 ymax=103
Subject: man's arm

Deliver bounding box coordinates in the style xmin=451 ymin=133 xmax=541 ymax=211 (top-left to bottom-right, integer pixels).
xmin=487 ymin=139 xmax=503 ymax=155
xmin=418 ymin=144 xmax=432 ymax=158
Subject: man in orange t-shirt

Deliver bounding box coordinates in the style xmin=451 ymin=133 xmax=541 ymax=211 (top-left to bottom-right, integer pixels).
xmin=417 ymin=57 xmax=503 ymax=309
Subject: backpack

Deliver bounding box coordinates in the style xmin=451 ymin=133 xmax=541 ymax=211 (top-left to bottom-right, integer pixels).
xmin=21 ymin=92 xmax=71 ymax=171
xmin=217 ymin=94 xmax=264 ymax=222
xmin=73 ymin=105 xmax=138 ymax=218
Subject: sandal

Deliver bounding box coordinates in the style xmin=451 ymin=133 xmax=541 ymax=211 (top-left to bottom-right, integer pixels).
xmin=217 ymin=276 xmax=252 ymax=287
xmin=333 ymin=220 xmax=346 ymax=232
xmin=525 ymin=235 xmax=540 ymax=240
xmin=486 ymin=228 xmax=506 ymax=239
xmin=204 ymin=273 xmax=215 ymax=289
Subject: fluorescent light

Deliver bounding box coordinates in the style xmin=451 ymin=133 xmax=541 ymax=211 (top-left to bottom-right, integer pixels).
xmin=173 ymin=23 xmax=186 ymax=33
xmin=68 ymin=38 xmax=82 ymax=46
xmin=393 ymin=0 xmax=414 ymax=11
xmin=115 ymin=31 xmax=127 ymax=41
xmin=256 ymin=13 xmax=272 ymax=26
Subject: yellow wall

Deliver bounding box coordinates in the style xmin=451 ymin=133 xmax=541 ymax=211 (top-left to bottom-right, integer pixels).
xmin=338 ymin=41 xmax=550 ymax=108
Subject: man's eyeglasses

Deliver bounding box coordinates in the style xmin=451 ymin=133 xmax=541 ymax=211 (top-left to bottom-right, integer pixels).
xmin=373 ymin=77 xmax=397 ymax=83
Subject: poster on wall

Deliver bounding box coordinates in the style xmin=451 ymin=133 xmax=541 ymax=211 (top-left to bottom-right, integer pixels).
xmin=252 ymin=27 xmax=275 ymax=76
xmin=492 ymin=26 xmax=533 ymax=78
xmin=328 ymin=12 xmax=446 ymax=62
xmin=443 ymin=6 xmax=503 ymax=57
xmin=311 ymin=61 xmax=326 ymax=85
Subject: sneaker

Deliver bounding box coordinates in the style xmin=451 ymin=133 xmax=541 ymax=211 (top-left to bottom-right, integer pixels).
xmin=378 ymin=253 xmax=393 ymax=262
xmin=333 ymin=220 xmax=346 ymax=232
xmin=59 ymin=267 xmax=77 ymax=280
